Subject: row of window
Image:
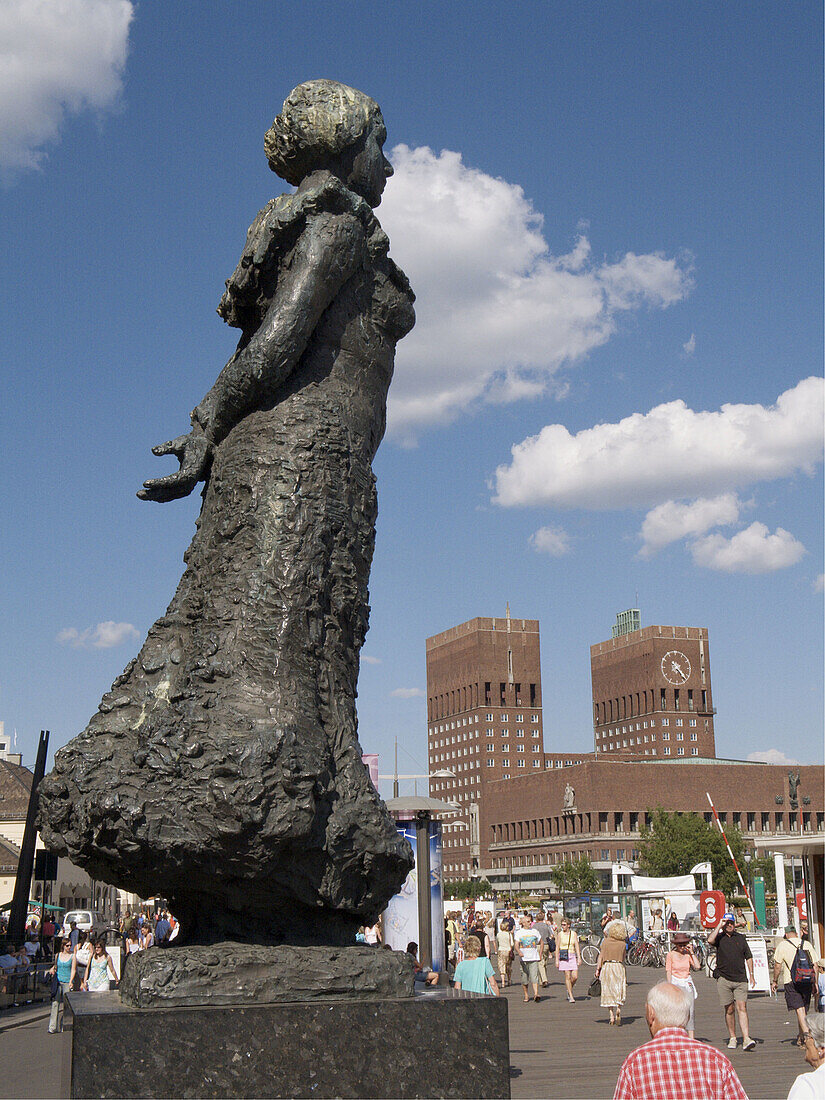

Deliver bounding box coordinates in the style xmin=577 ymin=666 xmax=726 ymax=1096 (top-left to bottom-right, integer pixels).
xmin=430 ymin=681 xmax=539 ymax=720
xmin=597 ymin=717 xmax=700 ymax=739
xmin=595 ymin=687 xmax=710 ymax=725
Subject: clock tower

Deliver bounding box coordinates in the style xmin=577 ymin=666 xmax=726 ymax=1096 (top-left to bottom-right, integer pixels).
xmin=590 ymin=612 xmax=717 ymax=760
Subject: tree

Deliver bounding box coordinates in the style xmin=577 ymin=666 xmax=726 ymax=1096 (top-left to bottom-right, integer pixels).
xmin=443 ymin=878 xmax=493 ymax=900
xmin=638 ymin=809 xmax=746 ymax=898
xmin=549 ymin=855 xmax=600 ymax=894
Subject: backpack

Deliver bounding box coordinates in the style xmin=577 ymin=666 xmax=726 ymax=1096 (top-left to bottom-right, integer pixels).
xmin=790 ymin=941 xmax=814 ymax=984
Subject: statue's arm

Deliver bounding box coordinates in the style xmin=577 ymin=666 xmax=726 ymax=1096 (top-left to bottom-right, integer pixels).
xmin=138 ymin=212 xmax=365 ymax=502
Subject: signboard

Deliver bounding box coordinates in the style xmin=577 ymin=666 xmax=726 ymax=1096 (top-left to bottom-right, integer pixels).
xmin=360 ymin=754 xmax=379 ymax=789
xmin=796 ymin=892 xmax=808 ymax=921
xmin=700 ymin=891 xmax=727 ymax=928
xmin=745 ymin=935 xmax=771 ymax=993
xmin=382 ymin=821 xmax=445 ymax=972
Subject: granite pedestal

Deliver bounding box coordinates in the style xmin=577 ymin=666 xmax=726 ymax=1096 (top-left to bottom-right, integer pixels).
xmin=64 ymin=988 xmax=510 ymax=1099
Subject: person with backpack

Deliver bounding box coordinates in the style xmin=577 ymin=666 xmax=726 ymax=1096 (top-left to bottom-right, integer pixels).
xmin=772 ymin=924 xmax=818 ymax=1048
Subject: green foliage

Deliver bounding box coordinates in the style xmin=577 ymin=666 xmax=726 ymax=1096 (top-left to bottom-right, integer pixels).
xmin=549 ymin=855 xmax=600 ymax=894
xmin=747 ymin=856 xmax=776 ymax=894
xmin=443 ymin=878 xmax=493 ymax=900
xmin=638 ymin=810 xmax=747 ymax=898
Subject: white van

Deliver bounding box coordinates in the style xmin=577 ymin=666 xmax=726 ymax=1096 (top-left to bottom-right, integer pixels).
xmin=61 ymin=910 xmax=108 ymax=938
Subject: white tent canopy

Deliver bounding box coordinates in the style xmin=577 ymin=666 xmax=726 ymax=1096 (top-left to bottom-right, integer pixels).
xmin=630 ymin=874 xmax=696 ymax=893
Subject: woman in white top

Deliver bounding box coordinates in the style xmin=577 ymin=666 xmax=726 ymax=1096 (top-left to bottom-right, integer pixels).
xmin=83 ymin=940 xmax=117 ymax=991
xmin=73 ymin=933 xmax=92 ymax=990
xmin=495 ymin=923 xmax=514 ymax=987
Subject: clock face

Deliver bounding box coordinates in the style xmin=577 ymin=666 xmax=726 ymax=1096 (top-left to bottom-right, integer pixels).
xmin=661 ymin=651 xmax=691 ymax=685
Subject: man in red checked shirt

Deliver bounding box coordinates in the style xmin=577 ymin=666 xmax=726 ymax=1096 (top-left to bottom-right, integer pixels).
xmin=614 ymin=981 xmax=748 ymax=1100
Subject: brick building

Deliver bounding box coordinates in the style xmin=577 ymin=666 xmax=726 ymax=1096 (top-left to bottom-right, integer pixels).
xmin=425 ymin=611 xmax=823 ymax=885
xmin=479 ymin=759 xmax=824 ymax=893
xmin=592 ymin=613 xmax=717 ymax=759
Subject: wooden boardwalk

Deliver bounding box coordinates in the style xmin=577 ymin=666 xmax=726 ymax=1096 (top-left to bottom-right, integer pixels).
xmin=505 ymin=965 xmax=810 ymax=1099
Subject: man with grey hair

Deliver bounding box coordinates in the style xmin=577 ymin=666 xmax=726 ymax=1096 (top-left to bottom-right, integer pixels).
xmin=787 ymin=1012 xmax=825 ymax=1100
xmin=614 ymin=981 xmax=747 ymax=1099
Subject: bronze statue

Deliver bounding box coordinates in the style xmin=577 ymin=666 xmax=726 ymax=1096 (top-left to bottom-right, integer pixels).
xmin=39 ymin=81 xmax=415 ymax=950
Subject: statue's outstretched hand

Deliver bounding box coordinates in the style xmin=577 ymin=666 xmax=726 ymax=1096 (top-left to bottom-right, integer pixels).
xmin=137 ymin=427 xmax=212 ymax=502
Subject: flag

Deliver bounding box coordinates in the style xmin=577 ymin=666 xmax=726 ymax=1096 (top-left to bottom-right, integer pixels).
xmin=13 ymin=728 xmax=17 ymax=747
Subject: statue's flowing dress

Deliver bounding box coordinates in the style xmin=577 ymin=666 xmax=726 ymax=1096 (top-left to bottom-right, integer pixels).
xmin=39 ymin=178 xmax=416 ymax=945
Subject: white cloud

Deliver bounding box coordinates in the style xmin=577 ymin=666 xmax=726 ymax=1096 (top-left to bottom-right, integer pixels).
xmin=529 ymin=525 xmax=571 ymax=557
xmin=390 ymin=687 xmax=425 ymax=699
xmin=815 ymin=574 xmax=825 ymax=593
xmin=683 ymin=333 xmax=696 ymax=355
xmin=57 ymin=620 xmax=139 ymax=649
xmin=0 ymin=0 xmax=133 ymax=173
xmin=691 ymin=523 xmax=806 ymax=574
xmin=361 ymin=655 xmax=382 ymax=665
xmin=380 ymin=145 xmax=692 ymax=438
xmin=493 ymin=377 xmax=824 ymax=509
xmin=639 ymin=494 xmax=742 ymax=557
xmin=747 ymin=749 xmax=800 ymax=766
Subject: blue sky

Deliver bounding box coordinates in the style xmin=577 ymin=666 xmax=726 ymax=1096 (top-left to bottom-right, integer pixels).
xmin=1 ymin=0 xmax=822 ymax=783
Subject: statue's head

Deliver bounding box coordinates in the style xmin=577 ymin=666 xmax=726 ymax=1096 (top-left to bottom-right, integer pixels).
xmin=265 ymin=79 xmax=392 ymax=206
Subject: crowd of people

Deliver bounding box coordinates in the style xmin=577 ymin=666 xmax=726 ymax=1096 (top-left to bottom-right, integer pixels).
xmin=437 ymin=905 xmax=825 ymax=1098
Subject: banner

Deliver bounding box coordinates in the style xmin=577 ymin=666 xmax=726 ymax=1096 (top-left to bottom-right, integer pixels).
xmin=361 ymin=754 xmax=379 ymax=789
xmin=383 ymin=823 xmax=419 ymax=953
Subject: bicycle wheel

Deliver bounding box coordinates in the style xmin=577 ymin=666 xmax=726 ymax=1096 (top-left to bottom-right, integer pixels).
xmin=581 ymin=944 xmax=600 ymax=966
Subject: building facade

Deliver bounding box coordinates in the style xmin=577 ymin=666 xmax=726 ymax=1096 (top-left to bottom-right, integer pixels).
xmin=479 ymin=759 xmax=824 ymax=892
xmin=425 ymin=611 xmax=823 ymax=886
xmin=591 ymin=616 xmax=717 ymax=759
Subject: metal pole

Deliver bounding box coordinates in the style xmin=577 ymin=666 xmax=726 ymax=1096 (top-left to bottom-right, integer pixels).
xmin=9 ymin=730 xmax=49 ymax=944
xmin=393 ymin=737 xmax=399 ymax=799
xmin=416 ymin=811 xmax=433 ymax=969
xmin=705 ymin=792 xmax=761 ymax=926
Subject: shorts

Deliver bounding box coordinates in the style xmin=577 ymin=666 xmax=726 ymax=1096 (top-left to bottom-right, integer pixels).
xmin=784 ymin=982 xmax=812 ymax=1011
xmin=521 ymin=959 xmax=540 ymax=984
xmin=717 ymin=976 xmax=748 ymax=1006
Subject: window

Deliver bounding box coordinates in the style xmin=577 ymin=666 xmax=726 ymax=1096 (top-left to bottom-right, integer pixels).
xmin=503 ymin=773 xmax=510 ymax=779
xmin=676 ymin=732 xmax=683 ymax=741
xmin=747 ymin=812 xmax=755 ymax=831
xmin=517 ymin=760 xmax=525 ymax=768
xmin=501 ymin=713 xmax=508 ymax=723
xmin=532 ymin=714 xmax=539 ymax=723
xmin=515 ymin=714 xmax=523 ymax=722
xmin=517 ymin=744 xmax=524 ymax=752
xmin=691 ymin=748 xmax=698 ymax=756
xmin=677 ymin=747 xmax=684 ymax=756
xmin=532 ymin=760 xmax=541 ymax=768
xmin=662 ymin=732 xmax=670 ymax=741
xmin=661 ymin=718 xmax=669 ymax=726
xmin=761 ymin=812 xmax=770 ymax=831
xmin=532 ymin=730 xmax=540 ymax=739
xmin=616 ymin=849 xmax=625 ymax=860
xmin=689 ymin=718 xmax=696 ymax=727
xmin=601 ymin=849 xmax=610 ymax=860
xmin=663 ymin=747 xmax=671 ymax=755
xmin=532 ymin=744 xmax=540 ymax=752
xmin=690 ymin=733 xmax=697 ymax=742
xmin=486 ymin=742 xmax=494 ymax=751
xmin=486 ymin=713 xmax=494 ymax=722
xmin=487 ymin=758 xmax=495 ymax=767
xmin=676 ymin=719 xmax=683 ymax=727
xmin=501 ymin=758 xmax=509 ymax=767
xmin=516 ymin=729 xmax=524 ymax=738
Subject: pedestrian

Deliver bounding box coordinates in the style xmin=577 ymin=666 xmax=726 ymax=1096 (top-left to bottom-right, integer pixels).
xmin=601 ymin=907 xmax=616 ymax=930
xmin=453 ymin=935 xmax=499 ymax=996
xmin=514 ymin=915 xmax=542 ymax=1003
xmin=772 ymin=925 xmax=818 ymax=1048
xmin=816 ymin=959 xmax=825 ymax=1013
xmin=406 ymin=941 xmax=439 ymax=986
xmin=613 ymin=981 xmax=747 ymax=1100
xmin=596 ymin=919 xmax=628 ymax=1026
xmin=666 ymin=932 xmax=701 ymax=1038
xmin=72 ymin=931 xmax=91 ymax=991
xmin=154 ymin=910 xmax=172 ymax=946
xmin=708 ymin=911 xmax=756 ymax=1051
xmin=364 ymin=922 xmax=381 ymax=945
xmin=787 ymin=1011 xmax=825 ymax=1100
xmin=83 ymin=939 xmax=118 ymax=991
xmin=555 ymin=916 xmax=582 ymax=1003
xmin=470 ymin=914 xmax=492 ymax=958
xmin=47 ymin=937 xmax=77 ymax=1034
xmin=495 ymin=918 xmax=514 ymax=987
xmin=667 ymin=911 xmax=680 ymax=931
xmin=532 ymin=911 xmax=553 ymax=987
xmin=68 ymin=920 xmax=79 ymax=950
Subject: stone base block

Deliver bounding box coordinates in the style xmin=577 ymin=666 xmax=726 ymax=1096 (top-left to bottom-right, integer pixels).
xmin=65 ymin=989 xmax=510 ymax=1099
xmin=119 ymin=943 xmax=414 ymax=1006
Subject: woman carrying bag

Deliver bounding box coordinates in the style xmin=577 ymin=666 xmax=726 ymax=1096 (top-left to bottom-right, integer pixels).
xmin=47 ymin=937 xmax=76 ymax=1034
xmin=555 ymin=918 xmax=582 ymax=1003
xmin=595 ymin=920 xmax=629 ymax=1026
xmin=665 ymin=931 xmax=701 ymax=1038
xmin=453 ymin=935 xmax=499 ymax=996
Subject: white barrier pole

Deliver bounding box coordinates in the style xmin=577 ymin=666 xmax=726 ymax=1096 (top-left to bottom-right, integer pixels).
xmin=774 ymin=853 xmax=788 ymax=929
